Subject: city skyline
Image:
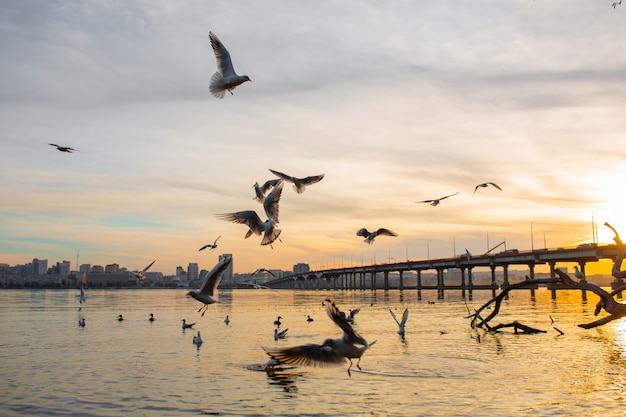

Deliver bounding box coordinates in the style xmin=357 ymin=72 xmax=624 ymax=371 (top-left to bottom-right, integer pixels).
xmin=2 ymin=2 xmax=626 ymax=275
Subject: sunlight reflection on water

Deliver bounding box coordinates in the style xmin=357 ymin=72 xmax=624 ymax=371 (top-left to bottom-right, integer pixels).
xmin=1 ymin=288 xmax=626 ymax=416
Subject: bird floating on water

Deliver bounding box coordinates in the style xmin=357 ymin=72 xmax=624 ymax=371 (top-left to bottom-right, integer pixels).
xmin=274 ymin=316 xmax=283 ymax=326
xmin=274 ymin=328 xmax=288 ymax=340
xmin=264 ymin=299 xmax=376 ymax=376
xmin=199 ymin=236 xmax=221 ymax=251
xmin=416 ymin=192 xmax=459 ymax=206
xmin=78 ymin=318 xmax=85 ymax=327
xmin=269 ymin=169 xmax=324 ymax=194
xmin=117 ymin=315 xmax=124 ymax=322
xmin=307 ymin=315 xmax=314 ymax=322
xmin=186 ymin=254 xmax=233 ymax=316
xmin=343 ymin=308 xmax=360 ymax=324
xmin=133 ymin=260 xmax=155 ymax=281
xmin=473 ymin=182 xmax=502 ymax=195
xmin=389 ymin=308 xmax=409 ymax=337
xmin=253 ymin=179 xmax=282 ymax=203
xmin=193 ymin=331 xmax=203 ymax=346
xmin=149 ymin=313 xmax=155 ymax=322
xmin=49 ymin=143 xmax=78 ymax=153
xmin=356 ymin=228 xmax=397 ymax=245
xmin=224 ymin=315 xmax=230 ymax=325
xmin=217 ymin=183 xmax=284 ymax=248
xmin=208 ymin=31 xmax=251 ymax=98
xmin=182 ymin=319 xmax=195 ymax=329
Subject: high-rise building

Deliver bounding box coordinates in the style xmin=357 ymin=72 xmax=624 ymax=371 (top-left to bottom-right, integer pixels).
xmin=32 ymin=258 xmax=48 ymax=275
xmin=176 ymin=266 xmax=186 ymax=277
xmin=58 ymin=261 xmax=70 ymax=278
xmin=293 ymin=263 xmax=310 ymax=274
xmin=105 ymin=263 xmax=119 ymax=273
xmin=187 ymin=263 xmax=199 ymax=281
xmin=219 ymin=254 xmax=233 ymax=283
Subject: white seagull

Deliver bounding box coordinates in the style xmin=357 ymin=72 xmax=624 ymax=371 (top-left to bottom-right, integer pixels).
xmin=274 ymin=328 xmax=288 ymax=340
xmin=416 ymin=192 xmax=459 ymax=206
xmin=193 ymin=331 xmax=203 ymax=346
xmin=182 ymin=319 xmax=195 ymax=329
xmin=198 ymin=236 xmax=221 ymax=251
xmin=473 ymin=182 xmax=502 ymax=195
xmin=263 ymin=299 xmax=377 ymax=376
xmin=186 ymin=255 xmax=233 ymax=316
xmin=133 ymin=260 xmax=155 ymax=281
xmin=356 ymin=228 xmax=398 ymax=245
xmin=389 ymin=308 xmax=409 ymax=337
xmin=269 ymin=169 xmax=324 ymax=194
xmin=208 ymin=31 xmax=251 ymax=99
xmin=253 ymin=179 xmax=282 ymax=203
xmin=217 ymin=182 xmax=283 ymax=247
xmin=574 ymin=266 xmax=585 ymax=280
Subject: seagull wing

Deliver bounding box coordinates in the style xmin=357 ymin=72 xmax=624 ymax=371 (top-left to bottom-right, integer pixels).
xmin=440 ymin=192 xmax=459 ymax=200
xmin=199 ymin=254 xmax=232 ymax=297
xmin=140 ymin=260 xmax=156 ymax=274
xmin=213 ymin=235 xmax=221 ymax=245
xmin=389 ymin=308 xmax=401 ymax=326
xmin=375 ymin=228 xmax=397 ymax=237
xmin=488 ymin=182 xmax=502 ymax=191
xmin=261 ymin=178 xmax=282 ymax=193
xmin=269 ymin=169 xmax=294 ymax=183
xmin=399 ymin=308 xmax=409 ymax=327
xmin=300 ymin=174 xmax=325 ymax=186
xmin=209 ymin=31 xmax=235 ymax=77
xmin=263 ymin=181 xmax=283 ymax=223
xmin=416 ymin=199 xmax=434 ymax=204
xmin=356 ymin=228 xmax=370 ymax=238
xmin=325 ymin=299 xmax=367 ymax=346
xmin=263 ymin=345 xmax=346 ymax=368
xmin=216 ymin=211 xmax=265 ymax=236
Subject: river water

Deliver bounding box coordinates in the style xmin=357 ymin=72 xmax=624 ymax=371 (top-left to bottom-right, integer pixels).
xmin=1 ymin=288 xmax=625 ymax=416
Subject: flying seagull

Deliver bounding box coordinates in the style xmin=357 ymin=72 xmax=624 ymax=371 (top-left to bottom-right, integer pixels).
xmin=416 ymin=192 xmax=459 ymax=206
xmin=208 ymin=31 xmax=251 ymax=98
xmin=473 ymin=182 xmax=502 ymax=195
xmin=253 ymin=179 xmax=282 ymax=203
xmin=48 ymin=143 xmax=78 ymax=153
xmin=253 ymin=268 xmax=276 ymax=277
xmin=269 ymin=169 xmax=324 ymax=194
xmin=186 ymin=254 xmax=232 ymax=316
xmin=263 ymin=299 xmax=377 ymax=376
xmin=76 ymin=285 xmax=86 ymax=303
xmin=199 ymin=236 xmax=221 ymax=251
xmin=389 ymin=308 xmax=409 ymax=337
xmin=356 ymin=228 xmax=398 ymax=245
xmin=133 ymin=260 xmax=155 ymax=281
xmin=217 ymin=182 xmax=283 ymax=247
xmin=614 ymin=0 xmax=622 ymax=8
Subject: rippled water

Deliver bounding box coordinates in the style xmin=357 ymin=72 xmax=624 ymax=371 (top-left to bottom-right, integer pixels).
xmin=1 ymin=288 xmax=626 ymax=416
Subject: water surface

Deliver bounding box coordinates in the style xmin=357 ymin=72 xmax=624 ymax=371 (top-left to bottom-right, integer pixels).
xmin=1 ymin=288 xmax=625 ymax=416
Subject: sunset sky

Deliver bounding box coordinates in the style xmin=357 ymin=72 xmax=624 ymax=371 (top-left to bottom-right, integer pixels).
xmin=1 ymin=1 xmax=626 ymax=276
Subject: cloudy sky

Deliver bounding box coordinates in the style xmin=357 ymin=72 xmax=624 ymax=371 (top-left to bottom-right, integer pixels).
xmin=1 ymin=0 xmax=625 ymax=276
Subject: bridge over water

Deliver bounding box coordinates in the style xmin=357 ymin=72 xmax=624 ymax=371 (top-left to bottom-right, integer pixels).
xmin=264 ymin=243 xmax=626 ymax=298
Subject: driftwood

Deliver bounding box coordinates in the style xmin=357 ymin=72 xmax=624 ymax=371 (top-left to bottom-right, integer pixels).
xmin=490 ymin=321 xmax=546 ymax=334
xmin=470 ymin=269 xmax=626 ymax=331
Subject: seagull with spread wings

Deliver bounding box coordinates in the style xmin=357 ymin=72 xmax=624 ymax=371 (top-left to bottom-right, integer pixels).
xmin=269 ymin=169 xmax=324 ymax=194
xmin=48 ymin=143 xmax=78 ymax=153
xmin=356 ymin=228 xmax=398 ymax=245
xmin=389 ymin=308 xmax=409 ymax=337
xmin=416 ymin=192 xmax=459 ymax=206
xmin=473 ymin=182 xmax=502 ymax=195
xmin=263 ymin=299 xmax=376 ymax=376
xmin=133 ymin=260 xmax=155 ymax=281
xmin=199 ymin=236 xmax=221 ymax=251
xmin=186 ymin=254 xmax=232 ymax=316
xmin=208 ymin=31 xmax=251 ymax=98
xmin=253 ymin=179 xmax=282 ymax=203
xmin=217 ymin=182 xmax=284 ymax=247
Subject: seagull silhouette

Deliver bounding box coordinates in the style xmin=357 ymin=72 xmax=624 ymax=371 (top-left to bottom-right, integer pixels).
xmin=416 ymin=192 xmax=459 ymax=206
xmin=356 ymin=228 xmax=397 ymax=245
xmin=208 ymin=31 xmax=251 ymax=98
xmin=473 ymin=182 xmax=502 ymax=195
xmin=269 ymin=169 xmax=324 ymax=194
xmin=263 ymin=299 xmax=376 ymax=376
xmin=613 ymin=0 xmax=622 ymax=8
xmin=253 ymin=179 xmax=282 ymax=203
xmin=253 ymin=268 xmax=276 ymax=277
xmin=217 ymin=182 xmax=284 ymax=247
xmin=133 ymin=260 xmax=155 ymax=281
xmin=181 ymin=319 xmax=195 ymax=329
xmin=389 ymin=308 xmax=409 ymax=337
xmin=48 ymin=143 xmax=78 ymax=153
xmin=199 ymin=236 xmax=221 ymax=251
xmin=274 ymin=328 xmax=288 ymax=340
xmin=186 ymin=254 xmax=232 ymax=316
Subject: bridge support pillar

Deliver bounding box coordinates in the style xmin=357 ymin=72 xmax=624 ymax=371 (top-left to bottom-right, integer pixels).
xmin=417 ymin=269 xmax=422 ymax=300
xmin=468 ymin=267 xmax=474 ymax=301
xmin=437 ymin=268 xmax=445 ymax=299
xmin=383 ymin=271 xmax=389 ymax=291
xmin=550 ymin=262 xmax=557 ymax=299
xmin=460 ymin=268 xmax=466 ymax=299
xmin=490 ymin=266 xmax=497 ymax=298
xmin=399 ymin=270 xmax=404 ymax=291
xmin=529 ymin=264 xmax=536 ymax=298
